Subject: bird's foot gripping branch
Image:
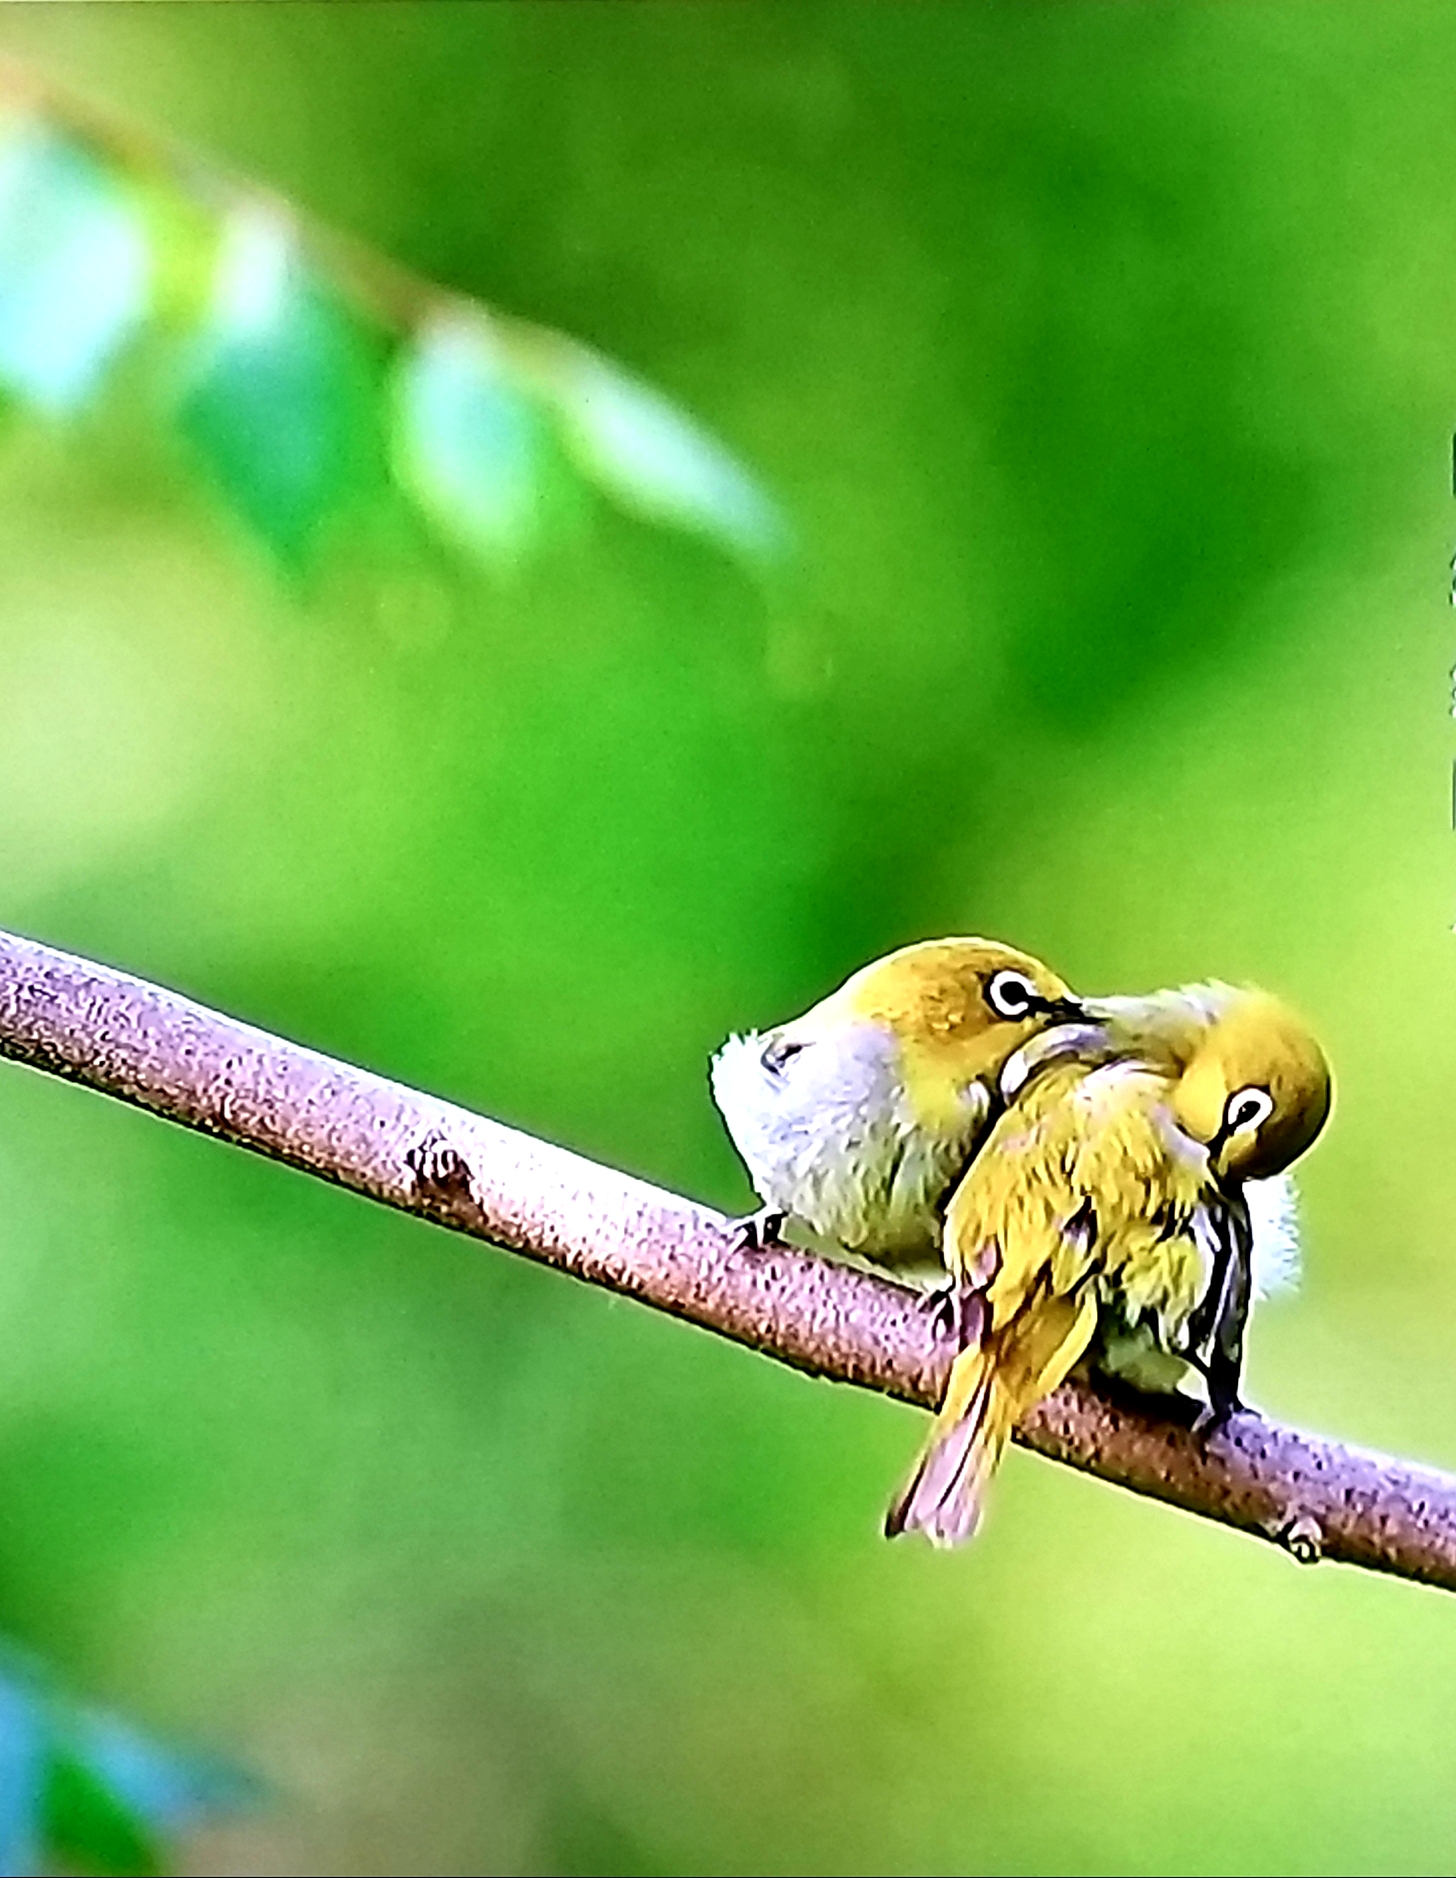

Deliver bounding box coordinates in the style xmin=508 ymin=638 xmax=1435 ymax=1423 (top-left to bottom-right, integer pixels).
xmin=1 ymin=927 xmax=1455 ymax=1590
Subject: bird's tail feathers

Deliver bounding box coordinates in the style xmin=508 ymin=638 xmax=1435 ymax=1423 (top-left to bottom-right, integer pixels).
xmin=885 ymin=1288 xmax=1099 ymax=1547
xmin=884 ymin=1347 xmax=1011 ymax=1546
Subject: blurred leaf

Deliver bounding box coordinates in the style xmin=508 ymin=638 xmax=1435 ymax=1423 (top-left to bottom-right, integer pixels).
xmin=176 ymin=204 xmax=386 ymax=566
xmin=0 ymin=1681 xmax=43 ymax=1878
xmin=0 ymin=68 xmax=783 ymax=573
xmin=42 ymin=1752 xmax=164 ymax=1878
xmin=0 ymin=1646 xmax=255 ymax=1878
xmin=542 ymin=1783 xmax=672 ymax=1878
xmin=0 ymin=120 xmax=149 ymax=414
xmin=66 ymin=1708 xmax=256 ymax=1830
xmin=547 ymin=344 xmax=788 ymax=562
xmin=391 ymin=312 xmax=571 ymax=567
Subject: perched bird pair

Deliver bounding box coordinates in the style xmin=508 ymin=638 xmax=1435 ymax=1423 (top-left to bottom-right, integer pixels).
xmin=710 ymin=938 xmax=1332 ymax=1546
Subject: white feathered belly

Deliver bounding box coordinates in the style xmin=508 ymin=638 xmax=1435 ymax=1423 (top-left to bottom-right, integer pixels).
xmin=710 ymin=1025 xmax=983 ymax=1266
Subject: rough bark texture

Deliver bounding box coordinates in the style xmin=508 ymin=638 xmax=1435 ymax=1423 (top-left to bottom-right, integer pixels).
xmin=0 ymin=927 xmax=1453 ymax=1590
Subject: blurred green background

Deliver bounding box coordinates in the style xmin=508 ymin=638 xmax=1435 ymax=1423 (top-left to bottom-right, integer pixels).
xmin=0 ymin=3 xmax=1452 ymax=1872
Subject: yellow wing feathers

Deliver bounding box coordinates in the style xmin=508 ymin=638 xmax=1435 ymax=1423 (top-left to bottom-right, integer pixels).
xmin=945 ymin=1061 xmax=1208 ymax=1316
xmin=889 ymin=1062 xmax=1201 ymax=1546
xmin=888 ymin=991 xmax=1331 ymax=1547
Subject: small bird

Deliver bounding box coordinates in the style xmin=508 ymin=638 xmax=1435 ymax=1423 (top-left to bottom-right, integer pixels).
xmin=710 ymin=938 xmax=1087 ymax=1274
xmin=885 ymin=983 xmax=1332 ymax=1546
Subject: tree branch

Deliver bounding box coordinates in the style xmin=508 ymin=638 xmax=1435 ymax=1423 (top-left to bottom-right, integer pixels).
xmin=0 ymin=926 xmax=1452 ymax=1590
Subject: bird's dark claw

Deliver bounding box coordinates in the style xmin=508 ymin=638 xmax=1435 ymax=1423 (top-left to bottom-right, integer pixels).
xmin=920 ymin=1279 xmax=985 ymax=1351
xmin=728 ymin=1208 xmax=787 ymax=1253
xmin=1192 ymin=1391 xmax=1245 ymax=1437
xmin=921 ymin=1279 xmax=958 ymax=1339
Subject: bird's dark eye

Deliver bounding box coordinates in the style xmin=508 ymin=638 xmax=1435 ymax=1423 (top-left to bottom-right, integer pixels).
xmin=1225 ymin=1087 xmax=1274 ymax=1135
xmin=986 ymin=970 xmax=1038 ymax=1020
xmin=760 ymin=1035 xmax=807 ymax=1075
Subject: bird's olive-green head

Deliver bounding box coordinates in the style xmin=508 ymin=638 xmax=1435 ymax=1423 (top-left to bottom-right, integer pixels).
xmin=790 ymin=937 xmax=1084 ymax=1131
xmin=1171 ymin=992 xmax=1332 ymax=1182
xmin=713 ymin=937 xmax=1085 ymax=1264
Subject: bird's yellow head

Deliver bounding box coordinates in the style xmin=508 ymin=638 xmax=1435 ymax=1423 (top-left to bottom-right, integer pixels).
xmin=1170 ymin=992 xmax=1332 ymax=1182
xmin=779 ymin=937 xmax=1084 ymax=1131
xmin=712 ymin=935 xmax=1084 ymax=1263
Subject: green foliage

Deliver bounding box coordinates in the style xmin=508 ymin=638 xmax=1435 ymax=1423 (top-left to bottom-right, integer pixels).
xmin=0 ymin=127 xmax=147 ymax=414
xmin=0 ymin=81 xmax=783 ymax=573
xmin=392 ymin=315 xmax=580 ymax=564
xmin=177 ymin=211 xmax=387 ymax=568
xmin=0 ymin=1649 xmax=248 ymax=1876
xmin=43 ymin=1753 xmax=163 ymax=1878
xmin=548 ymin=346 xmax=787 ymax=559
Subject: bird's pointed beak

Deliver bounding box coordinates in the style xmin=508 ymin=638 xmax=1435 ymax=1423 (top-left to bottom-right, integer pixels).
xmin=1202 ymin=1123 xmax=1234 ymax=1184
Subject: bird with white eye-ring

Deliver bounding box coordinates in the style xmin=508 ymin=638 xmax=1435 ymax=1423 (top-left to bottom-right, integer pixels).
xmin=709 ymin=937 xmax=1092 ymax=1277
xmin=886 ymin=982 xmax=1332 ymax=1547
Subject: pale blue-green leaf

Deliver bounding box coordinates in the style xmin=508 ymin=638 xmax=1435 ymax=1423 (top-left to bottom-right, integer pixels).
xmin=0 ymin=1645 xmax=253 ymax=1874
xmin=178 ymin=204 xmax=385 ymax=566
xmin=0 ymin=123 xmax=150 ymax=413
xmin=0 ymin=1681 xmax=43 ymax=1878
xmin=393 ymin=314 xmax=548 ymax=563
xmin=69 ymin=1708 xmax=255 ymax=1827
xmin=550 ymin=347 xmax=786 ymax=560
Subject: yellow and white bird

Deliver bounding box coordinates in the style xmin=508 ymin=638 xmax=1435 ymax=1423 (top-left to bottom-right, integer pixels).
xmin=885 ymin=983 xmax=1332 ymax=1546
xmin=710 ymin=938 xmax=1088 ymax=1275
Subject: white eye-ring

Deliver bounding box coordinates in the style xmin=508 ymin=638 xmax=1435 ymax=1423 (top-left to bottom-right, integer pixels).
xmin=986 ymin=969 xmax=1039 ymax=1020
xmin=1225 ymin=1086 xmax=1274 ymax=1136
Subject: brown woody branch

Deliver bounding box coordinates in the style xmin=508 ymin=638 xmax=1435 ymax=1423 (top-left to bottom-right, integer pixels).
xmin=0 ymin=926 xmax=1453 ymax=1590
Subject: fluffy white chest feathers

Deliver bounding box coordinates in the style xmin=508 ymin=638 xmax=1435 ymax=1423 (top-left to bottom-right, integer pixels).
xmin=710 ymin=1022 xmax=988 ymax=1266
xmin=1245 ymin=1169 xmax=1301 ymax=1300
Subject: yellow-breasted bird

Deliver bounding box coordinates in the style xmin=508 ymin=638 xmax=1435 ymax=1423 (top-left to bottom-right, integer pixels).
xmin=710 ymin=938 xmax=1088 ymax=1275
xmin=885 ymin=983 xmax=1332 ymax=1546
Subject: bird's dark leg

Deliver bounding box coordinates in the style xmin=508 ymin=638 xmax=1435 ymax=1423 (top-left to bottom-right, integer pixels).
xmin=1196 ymin=1273 xmax=1251 ymax=1430
xmin=1183 ymin=1194 xmax=1254 ymax=1434
xmin=1181 ymin=1240 xmax=1230 ymax=1361
xmin=727 ymin=1207 xmax=787 ymax=1253
xmin=1195 ymin=1365 xmax=1245 ymax=1433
